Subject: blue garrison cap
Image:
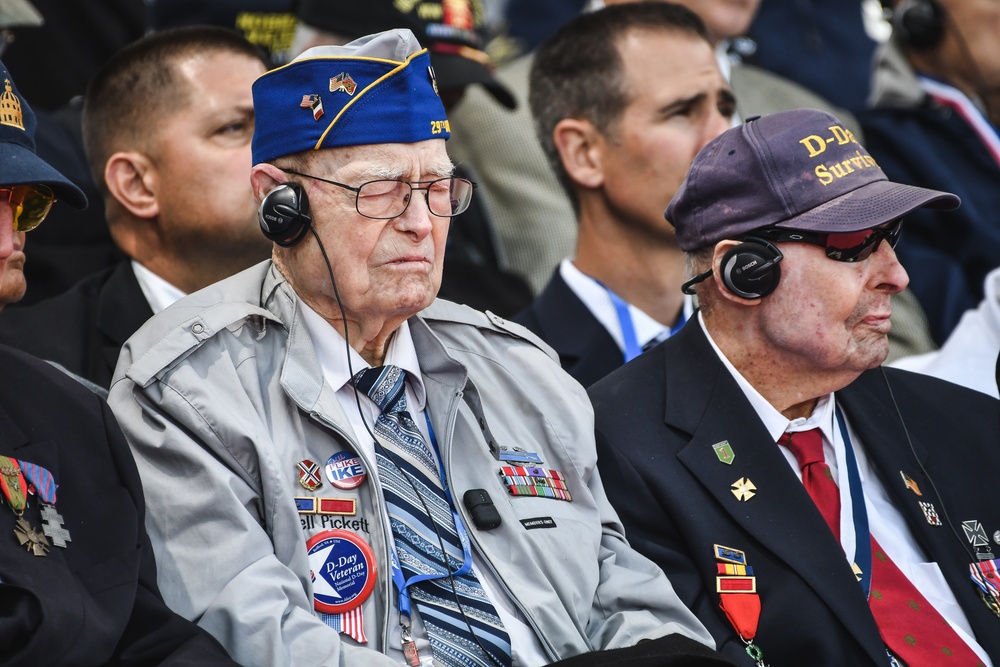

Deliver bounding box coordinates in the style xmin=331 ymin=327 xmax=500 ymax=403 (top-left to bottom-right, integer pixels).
xmin=252 ymin=28 xmax=451 ymax=165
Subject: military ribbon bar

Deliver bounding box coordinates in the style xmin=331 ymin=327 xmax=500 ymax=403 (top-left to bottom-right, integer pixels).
xmin=17 ymin=459 xmax=57 ymax=504
xmin=0 ymin=455 xmax=27 ymax=513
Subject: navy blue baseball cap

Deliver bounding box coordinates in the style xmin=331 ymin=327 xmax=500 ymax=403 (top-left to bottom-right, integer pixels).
xmin=0 ymin=60 xmax=86 ymax=209
xmin=667 ymin=108 xmax=958 ymax=252
xmin=252 ymin=28 xmax=451 ymax=165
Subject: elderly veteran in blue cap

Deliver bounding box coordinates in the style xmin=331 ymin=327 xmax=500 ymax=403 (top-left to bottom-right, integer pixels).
xmin=591 ymin=108 xmax=1000 ymax=666
xmin=0 ymin=58 xmax=86 ymax=309
xmin=109 ymin=28 xmax=727 ymax=667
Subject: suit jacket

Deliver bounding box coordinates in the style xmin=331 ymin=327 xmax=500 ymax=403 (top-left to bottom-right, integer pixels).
xmin=513 ymin=269 xmax=624 ymax=387
xmin=589 ymin=322 xmax=1000 ymax=666
xmin=0 ymin=260 xmax=153 ymax=388
xmin=0 ymin=344 xmax=236 ymax=665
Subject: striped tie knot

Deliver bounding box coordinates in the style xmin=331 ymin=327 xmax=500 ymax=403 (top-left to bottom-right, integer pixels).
xmin=352 ymin=365 xmax=407 ymax=414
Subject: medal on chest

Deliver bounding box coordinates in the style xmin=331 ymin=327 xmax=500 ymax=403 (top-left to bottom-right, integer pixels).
xmin=0 ymin=456 xmax=48 ymax=556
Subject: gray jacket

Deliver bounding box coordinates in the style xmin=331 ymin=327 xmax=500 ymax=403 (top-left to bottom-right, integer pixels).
xmin=108 ymin=261 xmax=712 ymax=667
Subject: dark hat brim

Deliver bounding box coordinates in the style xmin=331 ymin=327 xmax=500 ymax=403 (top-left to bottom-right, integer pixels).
xmin=431 ymin=52 xmax=516 ymax=110
xmin=773 ymin=179 xmax=959 ymax=235
xmin=0 ymin=141 xmax=87 ymax=209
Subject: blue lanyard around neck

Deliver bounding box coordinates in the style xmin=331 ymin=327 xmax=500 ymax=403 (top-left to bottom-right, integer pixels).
xmin=603 ymin=285 xmax=688 ymax=363
xmin=385 ymin=412 xmax=474 ymax=617
xmin=835 ymin=405 xmax=872 ymax=598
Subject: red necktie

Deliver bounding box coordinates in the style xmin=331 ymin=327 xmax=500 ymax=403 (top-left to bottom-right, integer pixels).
xmin=779 ymin=429 xmax=840 ymax=541
xmin=780 ymin=428 xmax=984 ymax=666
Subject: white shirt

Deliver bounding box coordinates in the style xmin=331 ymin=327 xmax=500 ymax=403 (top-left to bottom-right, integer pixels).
xmin=699 ymin=313 xmax=992 ymax=665
xmin=131 ymin=260 xmax=185 ymax=315
xmin=300 ymin=301 xmax=549 ymax=666
xmin=560 ymin=259 xmax=694 ymax=354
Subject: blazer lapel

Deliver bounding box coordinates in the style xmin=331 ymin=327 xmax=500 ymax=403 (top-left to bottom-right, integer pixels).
xmin=529 ymin=272 xmax=622 ymax=384
xmin=666 ymin=324 xmax=885 ymax=661
xmin=97 ymin=262 xmax=155 ymax=377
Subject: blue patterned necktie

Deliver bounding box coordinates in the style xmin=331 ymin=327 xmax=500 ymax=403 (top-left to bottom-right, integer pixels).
xmin=352 ymin=365 xmax=512 ymax=667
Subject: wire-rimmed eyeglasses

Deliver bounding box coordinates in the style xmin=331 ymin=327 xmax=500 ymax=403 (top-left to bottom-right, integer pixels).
xmin=281 ymin=169 xmax=475 ymax=219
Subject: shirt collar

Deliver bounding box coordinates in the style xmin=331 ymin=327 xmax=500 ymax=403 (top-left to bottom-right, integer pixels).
xmin=298 ymin=299 xmax=426 ymax=411
xmin=698 ymin=311 xmax=835 ymax=441
xmin=131 ymin=260 xmax=186 ymax=315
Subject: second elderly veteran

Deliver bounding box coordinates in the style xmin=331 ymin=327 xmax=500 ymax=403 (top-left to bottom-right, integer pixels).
xmin=107 ymin=29 xmax=725 ymax=667
xmin=591 ymin=109 xmax=1000 ymax=665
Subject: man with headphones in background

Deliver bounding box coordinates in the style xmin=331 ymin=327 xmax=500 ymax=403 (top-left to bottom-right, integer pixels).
xmin=108 ymin=28 xmax=731 ymax=667
xmin=0 ymin=26 xmax=272 ymax=389
xmin=590 ymin=108 xmax=1000 ymax=665
xmin=858 ymin=0 xmax=1000 ymax=346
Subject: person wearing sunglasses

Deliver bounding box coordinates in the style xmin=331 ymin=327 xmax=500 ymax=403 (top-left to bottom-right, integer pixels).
xmin=0 ymin=57 xmax=87 ymax=310
xmin=591 ymin=109 xmax=1000 ymax=666
xmin=0 ymin=58 xmax=242 ymax=666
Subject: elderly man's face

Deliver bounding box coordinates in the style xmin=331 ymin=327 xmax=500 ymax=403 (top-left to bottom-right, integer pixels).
xmin=0 ymin=200 xmax=25 ymax=309
xmin=749 ymin=233 xmax=909 ymax=374
xmin=284 ymin=139 xmax=452 ymax=327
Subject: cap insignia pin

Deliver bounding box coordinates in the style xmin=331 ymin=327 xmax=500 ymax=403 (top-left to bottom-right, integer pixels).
xmin=329 ymin=72 xmax=357 ymax=96
xmin=0 ymin=79 xmax=24 ymax=130
xmin=300 ymin=93 xmax=324 ymax=121
xmin=427 ymin=66 xmax=439 ymax=96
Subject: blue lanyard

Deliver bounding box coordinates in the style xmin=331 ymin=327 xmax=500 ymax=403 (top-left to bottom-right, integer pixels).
xmin=604 ymin=285 xmax=688 ymax=362
xmin=386 ymin=412 xmax=474 ymax=617
xmin=834 ymin=405 xmax=873 ymax=597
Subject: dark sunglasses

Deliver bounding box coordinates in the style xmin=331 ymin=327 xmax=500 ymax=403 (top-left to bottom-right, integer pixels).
xmin=0 ymin=184 xmax=56 ymax=232
xmin=751 ymin=220 xmax=902 ymax=263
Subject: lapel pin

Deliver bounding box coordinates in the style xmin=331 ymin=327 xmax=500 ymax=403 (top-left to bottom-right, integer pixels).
xmin=919 ymin=501 xmax=942 ymax=526
xmin=900 ymin=470 xmax=922 ymax=496
xmin=713 ymin=440 xmax=735 ymax=465
xmin=731 ymin=477 xmax=756 ymax=502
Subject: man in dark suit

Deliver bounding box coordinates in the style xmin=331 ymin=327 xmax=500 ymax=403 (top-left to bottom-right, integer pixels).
xmin=0 ymin=26 xmax=273 ymax=388
xmin=590 ymin=108 xmax=1000 ymax=665
xmin=0 ymin=54 xmax=236 ymax=666
xmin=512 ymin=3 xmax=733 ymax=387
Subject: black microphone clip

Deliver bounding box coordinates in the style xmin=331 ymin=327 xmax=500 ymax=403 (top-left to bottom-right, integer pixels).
xmin=463 ymin=489 xmax=501 ymax=530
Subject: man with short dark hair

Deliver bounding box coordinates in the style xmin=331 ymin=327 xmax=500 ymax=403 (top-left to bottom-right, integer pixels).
xmin=0 ymin=26 xmax=272 ymax=387
xmin=591 ymin=108 xmax=1000 ymax=665
xmin=514 ymin=3 xmax=733 ymax=386
xmin=109 ymin=27 xmax=727 ymax=667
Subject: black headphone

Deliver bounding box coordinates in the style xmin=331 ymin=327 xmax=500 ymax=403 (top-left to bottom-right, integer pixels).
xmin=258 ymin=182 xmax=312 ymax=248
xmin=720 ymin=237 xmax=784 ymax=299
xmin=892 ymin=0 xmax=945 ymax=51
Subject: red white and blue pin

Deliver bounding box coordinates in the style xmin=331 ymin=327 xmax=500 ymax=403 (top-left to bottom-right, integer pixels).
xmin=325 ymin=452 xmax=367 ymax=490
xmin=307 ymin=529 xmax=376 ymax=643
xmin=298 ymin=459 xmax=323 ymax=491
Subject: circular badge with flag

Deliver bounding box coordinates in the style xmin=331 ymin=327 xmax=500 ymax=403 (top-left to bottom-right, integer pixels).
xmin=325 ymin=451 xmax=366 ymax=489
xmin=307 ymin=529 xmax=377 ymax=614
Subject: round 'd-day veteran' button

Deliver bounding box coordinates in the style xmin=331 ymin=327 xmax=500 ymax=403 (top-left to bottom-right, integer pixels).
xmin=325 ymin=451 xmax=366 ymax=489
xmin=307 ymin=529 xmax=378 ymax=614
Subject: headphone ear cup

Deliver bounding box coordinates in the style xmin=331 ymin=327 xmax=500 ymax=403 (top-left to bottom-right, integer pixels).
xmin=258 ymin=182 xmax=312 ymax=247
xmin=721 ymin=239 xmax=783 ymax=299
xmin=893 ymin=0 xmax=944 ymax=50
